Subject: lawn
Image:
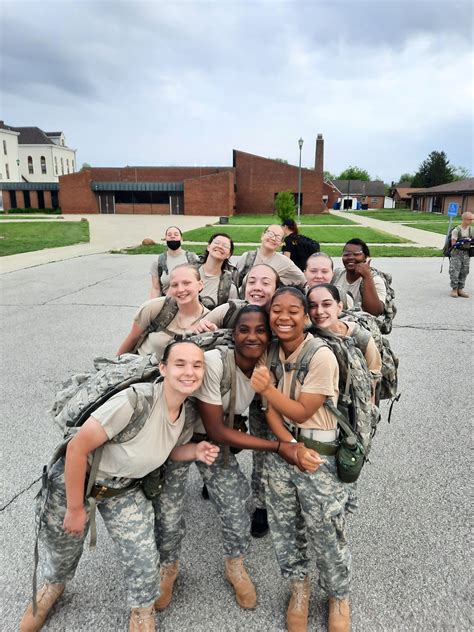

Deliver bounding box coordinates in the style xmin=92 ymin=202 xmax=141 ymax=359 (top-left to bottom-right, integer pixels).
xmin=356 ymin=210 xmax=451 ymax=222
xmin=181 ymin=225 xmax=410 ymax=244
xmin=113 ymin=244 xmax=440 ymax=257
xmin=403 ymin=222 xmax=453 ymax=236
xmin=227 ymin=213 xmax=356 ymax=225
xmin=0 ymin=221 xmax=90 ymax=256
xmin=0 ymin=215 xmax=59 ymax=220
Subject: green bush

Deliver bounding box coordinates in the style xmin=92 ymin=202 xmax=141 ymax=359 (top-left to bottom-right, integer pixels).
xmin=274 ymin=191 xmax=296 ymax=222
xmin=1 ymin=208 xmax=61 ymax=215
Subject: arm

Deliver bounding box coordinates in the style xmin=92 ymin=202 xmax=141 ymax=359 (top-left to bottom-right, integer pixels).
xmin=266 ymin=402 xmax=294 ymax=441
xmin=355 ymin=262 xmax=384 ymax=315
xmin=150 ymin=274 xmax=162 ymax=299
xmin=170 ymin=440 xmax=220 ymax=465
xmin=63 ymin=417 xmax=109 ymax=536
xmin=117 ymin=321 xmax=145 ymax=356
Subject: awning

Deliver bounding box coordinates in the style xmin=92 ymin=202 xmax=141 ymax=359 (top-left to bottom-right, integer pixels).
xmin=0 ymin=182 xmax=59 ymax=190
xmin=91 ymin=181 xmax=184 ymax=192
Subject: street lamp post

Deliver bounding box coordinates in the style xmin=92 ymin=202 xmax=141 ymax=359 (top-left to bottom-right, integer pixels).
xmin=297 ymin=138 xmax=304 ymax=223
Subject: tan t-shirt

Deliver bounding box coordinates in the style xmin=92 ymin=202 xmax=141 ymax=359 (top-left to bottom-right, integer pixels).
xmin=333 ymin=268 xmax=387 ymax=306
xmin=237 ymin=249 xmax=306 ymax=289
xmin=192 ymin=349 xmax=256 ymax=433
xmin=134 ymin=297 xmax=209 ymax=359
xmin=150 ymin=250 xmax=199 ymax=294
xmin=265 ymin=334 xmax=339 ymax=430
xmin=344 ymin=321 xmax=382 ymax=375
xmin=199 ymin=266 xmax=239 ymax=308
xmin=91 ymin=381 xmax=189 ymax=479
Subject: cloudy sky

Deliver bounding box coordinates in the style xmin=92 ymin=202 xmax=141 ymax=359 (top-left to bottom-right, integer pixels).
xmin=1 ymin=0 xmax=472 ymax=182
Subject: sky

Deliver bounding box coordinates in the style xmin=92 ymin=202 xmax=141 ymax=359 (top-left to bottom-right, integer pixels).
xmin=1 ymin=0 xmax=473 ymax=183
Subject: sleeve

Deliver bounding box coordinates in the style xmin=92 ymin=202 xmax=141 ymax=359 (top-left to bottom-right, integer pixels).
xmin=204 ymin=303 xmax=229 ymax=326
xmin=301 ymin=346 xmax=338 ymax=397
xmin=365 ymin=337 xmax=382 ymax=375
xmin=373 ymin=274 xmax=387 ymax=304
xmin=150 ymin=259 xmax=159 ymax=277
xmin=281 ymin=257 xmax=307 ymax=288
xmin=133 ymin=297 xmax=165 ymax=329
xmin=451 ymin=227 xmax=461 ymax=242
xmin=194 ymin=350 xmax=224 ymax=405
xmin=91 ymin=390 xmax=135 ymax=440
xmin=282 ymin=236 xmax=291 ymax=253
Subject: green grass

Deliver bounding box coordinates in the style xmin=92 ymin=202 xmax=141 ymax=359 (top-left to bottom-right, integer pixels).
xmin=227 ymin=213 xmax=356 ymax=225
xmin=181 ymin=226 xmax=410 ymax=244
xmin=0 ymin=208 xmax=61 ymax=215
xmin=0 ymin=221 xmax=90 ymax=256
xmin=112 ymin=243 xmax=440 ymax=257
xmin=0 ymin=215 xmax=59 ymax=220
xmin=403 ymin=222 xmax=452 ymax=235
xmin=356 ymin=210 xmax=451 ymax=222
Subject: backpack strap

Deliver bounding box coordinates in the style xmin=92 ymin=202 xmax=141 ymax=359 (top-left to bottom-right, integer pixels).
xmin=217 ymin=269 xmax=233 ymax=306
xmin=349 ymin=322 xmax=371 ymax=355
xmin=238 ymin=250 xmax=258 ymax=286
xmin=287 ymin=337 xmax=327 ymax=400
xmin=217 ymin=347 xmax=237 ymax=468
xmin=133 ymin=296 xmax=179 ymax=352
xmin=157 ymin=252 xmax=167 ymax=282
xmin=222 ymin=299 xmax=248 ymax=329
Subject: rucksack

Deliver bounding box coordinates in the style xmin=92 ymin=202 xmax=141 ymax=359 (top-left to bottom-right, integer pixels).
xmin=295 ymin=234 xmax=320 ymax=265
xmin=267 ymin=334 xmax=379 ymax=454
xmin=200 ymin=268 xmax=238 ymax=310
xmin=443 ymin=225 xmax=472 ymax=257
xmin=132 ymin=296 xmax=179 ymax=353
xmin=174 ymin=328 xmax=235 ymax=353
xmin=237 ymin=250 xmax=258 ymax=287
xmin=340 ymin=309 xmax=399 ymax=402
xmin=222 ymin=299 xmax=248 ymax=328
xmin=157 ymin=250 xmax=200 ymax=281
xmin=333 ymin=267 xmax=397 ymax=335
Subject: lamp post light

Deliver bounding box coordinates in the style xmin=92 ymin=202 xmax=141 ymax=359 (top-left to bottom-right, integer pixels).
xmin=297 ymin=137 xmax=304 ymax=223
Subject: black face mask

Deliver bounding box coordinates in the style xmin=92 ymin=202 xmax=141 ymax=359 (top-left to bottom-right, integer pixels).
xmin=166 ymin=240 xmax=181 ymax=251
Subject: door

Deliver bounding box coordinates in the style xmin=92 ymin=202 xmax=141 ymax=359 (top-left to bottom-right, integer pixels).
xmin=170 ymin=194 xmax=184 ymax=215
xmin=99 ymin=193 xmax=115 ymax=214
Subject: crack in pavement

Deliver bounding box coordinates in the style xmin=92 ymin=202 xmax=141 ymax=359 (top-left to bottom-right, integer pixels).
xmin=394 ymin=324 xmax=473 ymax=333
xmin=1 ymin=476 xmax=42 ymax=512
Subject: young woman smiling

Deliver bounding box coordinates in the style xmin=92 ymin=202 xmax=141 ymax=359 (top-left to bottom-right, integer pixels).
xmin=149 ymin=226 xmax=200 ymax=298
xmin=155 ymin=307 xmax=317 ymax=613
xmin=251 ymin=287 xmax=353 ymax=632
xmin=198 ymin=232 xmax=239 ymax=309
xmin=117 ymin=264 xmax=209 ymax=360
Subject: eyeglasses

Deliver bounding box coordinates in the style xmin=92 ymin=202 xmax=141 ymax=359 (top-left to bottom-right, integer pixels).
xmin=265 ymin=230 xmax=283 ymax=243
xmin=211 ymin=241 xmax=231 ymax=250
xmin=342 ymin=250 xmax=364 ymax=258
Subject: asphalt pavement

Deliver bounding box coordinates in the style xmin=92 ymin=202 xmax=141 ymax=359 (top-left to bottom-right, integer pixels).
xmin=0 ymin=253 xmax=472 ymax=631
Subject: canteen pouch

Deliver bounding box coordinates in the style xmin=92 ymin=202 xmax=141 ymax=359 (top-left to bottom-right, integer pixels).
xmin=336 ymin=438 xmax=365 ymax=483
xmin=141 ymin=466 xmax=165 ymax=500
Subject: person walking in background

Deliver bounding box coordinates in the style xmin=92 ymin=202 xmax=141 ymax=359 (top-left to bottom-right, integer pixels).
xmin=149 ymin=226 xmax=199 ymax=298
xmin=449 ymin=211 xmax=473 ymax=298
xmin=281 ymin=219 xmax=320 ymax=271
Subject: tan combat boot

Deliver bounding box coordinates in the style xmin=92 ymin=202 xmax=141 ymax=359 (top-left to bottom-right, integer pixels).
xmin=328 ymin=597 xmax=350 ymax=632
xmin=457 ymin=289 xmax=469 ymax=298
xmin=154 ymin=561 xmax=180 ymax=610
xmin=20 ymin=583 xmax=65 ymax=632
xmin=224 ymin=555 xmax=257 ymax=609
xmin=450 ymin=289 xmax=459 ymax=297
xmin=286 ymin=576 xmax=310 ymax=632
xmin=129 ymin=605 xmax=155 ymax=632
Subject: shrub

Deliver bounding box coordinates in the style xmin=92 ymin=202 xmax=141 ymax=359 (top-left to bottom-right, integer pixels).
xmin=2 ymin=208 xmax=61 ymax=215
xmin=274 ymin=191 xmax=296 ymax=223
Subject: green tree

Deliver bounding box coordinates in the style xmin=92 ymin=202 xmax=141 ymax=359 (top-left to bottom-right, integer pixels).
xmin=397 ymin=173 xmax=415 ymax=185
xmin=80 ymin=162 xmax=92 ymax=171
xmin=411 ymin=151 xmax=455 ymax=187
xmin=270 ymin=157 xmax=288 ymax=164
xmin=274 ymin=191 xmax=296 ymax=222
xmin=452 ymin=165 xmax=471 ymax=181
xmin=338 ymin=165 xmax=370 ymax=181
xmin=323 ymin=170 xmax=336 ymax=181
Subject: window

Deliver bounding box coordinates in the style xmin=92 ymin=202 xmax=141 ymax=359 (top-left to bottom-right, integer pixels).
xmin=3 ymin=140 xmax=7 ymax=155
xmin=28 ymin=156 xmax=34 ymax=174
xmin=60 ymin=158 xmax=64 ymax=175
xmin=66 ymin=159 xmax=69 ymax=174
xmin=54 ymin=156 xmax=58 ymax=175
xmin=5 ymin=163 xmax=10 ymax=179
xmin=9 ymin=190 xmax=17 ymax=209
xmin=41 ymin=156 xmax=47 ymax=174
xmin=71 ymin=160 xmax=75 ymax=172
xmin=371 ymin=197 xmax=378 ymax=205
xmin=23 ymin=190 xmax=31 ymax=208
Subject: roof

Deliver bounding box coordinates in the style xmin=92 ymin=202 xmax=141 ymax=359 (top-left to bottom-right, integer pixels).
xmin=0 ymin=122 xmax=54 ymax=145
xmin=91 ymin=181 xmax=184 ymax=192
xmin=333 ymin=180 xmax=385 ymax=196
xmin=393 ymin=187 xmax=422 ymax=198
xmin=411 ymin=178 xmax=474 ymax=195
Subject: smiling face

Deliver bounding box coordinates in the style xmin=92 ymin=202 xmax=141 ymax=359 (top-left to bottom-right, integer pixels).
xmin=207 ymin=235 xmax=232 ymax=261
xmin=341 ymin=243 xmax=367 ymax=272
xmin=305 ymin=255 xmax=333 ymax=285
xmin=168 ymin=266 xmax=203 ymax=306
xmin=160 ymin=342 xmax=205 ymax=395
xmin=261 ymin=225 xmax=284 ymax=252
xmin=269 ymin=290 xmax=306 ymax=343
xmin=307 ymin=286 xmax=343 ymax=330
xmin=244 ymin=264 xmax=278 ymax=309
xmin=233 ymin=311 xmax=271 ymax=362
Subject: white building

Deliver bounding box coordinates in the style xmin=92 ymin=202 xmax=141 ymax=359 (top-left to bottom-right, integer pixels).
xmin=0 ymin=122 xmax=76 ymax=183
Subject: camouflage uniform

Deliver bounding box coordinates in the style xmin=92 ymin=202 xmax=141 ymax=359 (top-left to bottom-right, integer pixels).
xmin=249 ymin=396 xmax=271 ymax=510
xmin=155 ymin=447 xmax=251 ymax=560
xmin=449 ymin=249 xmax=470 ymax=290
xmin=265 ymin=452 xmax=352 ymax=599
xmin=36 ymin=458 xmax=159 ymax=608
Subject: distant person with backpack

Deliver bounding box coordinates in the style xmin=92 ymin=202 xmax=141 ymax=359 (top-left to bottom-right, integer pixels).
xmin=236 ymin=225 xmax=306 ymax=291
xmin=250 ymin=287 xmax=357 ymax=632
xmin=149 ymin=226 xmax=200 ymax=298
xmin=118 ymin=264 xmax=210 ymax=359
xmin=154 ymin=307 xmax=318 ymax=614
xmin=448 ymin=211 xmax=473 ymax=298
xmin=281 ymin=219 xmax=320 ymax=271
xmin=20 ymin=341 xmax=219 ymax=632
xmin=198 ymin=232 xmax=239 ymax=309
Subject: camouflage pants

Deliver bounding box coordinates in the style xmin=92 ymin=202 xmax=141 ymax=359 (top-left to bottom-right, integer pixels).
xmin=249 ymin=397 xmax=272 ymax=510
xmin=36 ymin=458 xmax=159 ymax=608
xmin=449 ymin=250 xmax=470 ymax=289
xmin=155 ymin=449 xmax=251 ymax=563
xmin=265 ymin=453 xmax=352 ymax=599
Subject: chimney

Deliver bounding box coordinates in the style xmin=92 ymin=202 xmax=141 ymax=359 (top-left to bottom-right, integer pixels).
xmin=315 ymin=134 xmax=324 ymax=175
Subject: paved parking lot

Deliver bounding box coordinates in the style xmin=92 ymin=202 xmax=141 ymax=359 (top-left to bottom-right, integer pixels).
xmin=1 ymin=253 xmax=472 ymax=631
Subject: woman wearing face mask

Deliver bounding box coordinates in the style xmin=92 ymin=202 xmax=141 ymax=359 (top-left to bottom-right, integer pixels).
xmin=118 ymin=265 xmax=209 ymax=360
xmin=149 ymin=226 xmax=200 ymax=298
xmin=251 ymin=287 xmax=352 ymax=632
xmin=198 ymin=232 xmax=239 ymax=309
xmin=305 ymin=253 xmax=354 ymax=309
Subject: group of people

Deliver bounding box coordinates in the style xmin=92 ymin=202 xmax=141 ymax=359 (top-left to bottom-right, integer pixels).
xmin=21 ymin=222 xmax=393 ymax=632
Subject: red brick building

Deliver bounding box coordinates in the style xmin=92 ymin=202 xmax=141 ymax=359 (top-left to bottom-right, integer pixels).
xmin=2 ymin=135 xmax=329 ymax=216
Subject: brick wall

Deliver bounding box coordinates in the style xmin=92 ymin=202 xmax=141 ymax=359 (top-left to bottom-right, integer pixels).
xmin=184 ymin=170 xmax=235 ymax=216
xmin=59 ymin=170 xmax=98 ymax=213
xmin=90 ymin=166 xmax=233 ymax=183
xmin=234 ymin=150 xmax=325 ymax=215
